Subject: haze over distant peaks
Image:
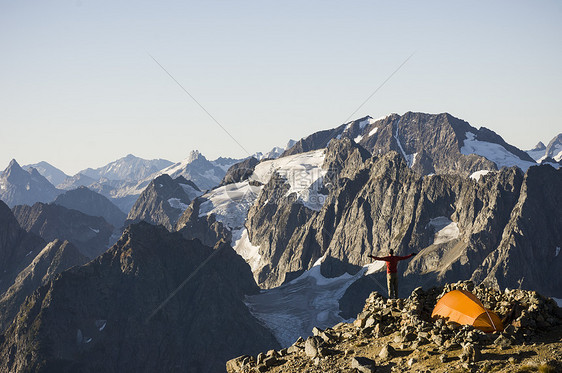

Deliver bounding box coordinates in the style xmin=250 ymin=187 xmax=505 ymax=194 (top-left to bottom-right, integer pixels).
xmin=78 ymin=154 xmax=173 ymax=182
xmin=22 ymin=161 xmax=69 ymax=186
xmin=0 ymin=160 xmax=61 ymax=208
xmin=526 ymin=133 xmax=562 ymax=163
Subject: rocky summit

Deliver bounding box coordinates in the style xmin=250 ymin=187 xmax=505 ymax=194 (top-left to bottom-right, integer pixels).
xmin=227 ymin=281 xmax=562 ymax=373
xmin=125 ymin=174 xmax=200 ymax=231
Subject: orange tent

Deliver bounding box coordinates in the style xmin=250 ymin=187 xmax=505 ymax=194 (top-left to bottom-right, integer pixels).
xmin=431 ymin=289 xmax=504 ymax=333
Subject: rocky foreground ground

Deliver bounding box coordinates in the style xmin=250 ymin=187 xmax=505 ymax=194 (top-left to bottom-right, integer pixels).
xmin=227 ymin=281 xmax=562 ymax=373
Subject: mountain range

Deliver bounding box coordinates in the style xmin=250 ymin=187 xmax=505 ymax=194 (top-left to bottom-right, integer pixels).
xmin=0 ymin=111 xmax=560 ymax=372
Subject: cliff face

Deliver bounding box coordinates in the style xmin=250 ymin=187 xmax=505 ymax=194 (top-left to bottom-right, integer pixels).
xmin=244 ymin=138 xmax=561 ymax=298
xmin=0 ymin=223 xmax=279 ymax=373
xmin=473 ymin=165 xmax=562 ymax=295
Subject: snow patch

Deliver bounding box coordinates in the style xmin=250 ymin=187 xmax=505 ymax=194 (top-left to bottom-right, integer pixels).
xmin=358 ymin=117 xmax=370 ymax=130
xmin=251 ymin=149 xmax=327 ymax=211
xmin=394 ymin=126 xmax=416 ymax=168
xmin=245 ymin=256 xmax=385 ymax=347
xmin=89 ymin=227 xmax=100 ymax=234
xmin=354 ymin=135 xmax=363 ymax=143
xmin=95 ymin=319 xmax=107 ymax=331
xmin=167 ymin=198 xmax=190 ymax=212
xmin=556 ymin=247 xmax=560 ymax=257
xmin=179 ymin=183 xmax=203 ymax=200
xmin=553 ymin=298 xmax=562 ymax=308
xmin=461 ymin=132 xmax=536 ymax=172
xmin=198 ymin=181 xmax=262 ymax=230
xmin=368 ymin=127 xmax=378 ymax=137
xmin=470 ymin=170 xmax=491 ymax=181
xmin=232 ymin=228 xmax=262 ymax=273
xmin=371 ymin=114 xmax=392 ymax=123
xmin=428 ymin=217 xmax=460 ymax=245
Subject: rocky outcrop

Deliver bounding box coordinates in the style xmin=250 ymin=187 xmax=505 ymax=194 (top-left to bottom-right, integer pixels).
xmin=0 ymin=223 xmax=279 ymax=373
xmin=125 ymin=174 xmax=198 ymax=231
xmin=0 ymin=239 xmax=88 ymax=332
xmin=175 ymin=197 xmax=232 ymax=248
xmin=54 ymin=186 xmax=127 ymax=228
xmin=220 ymin=157 xmax=259 ymax=186
xmin=0 ymin=201 xmax=45 ymax=295
xmin=12 ymin=202 xmax=114 ymax=259
xmin=0 ymin=159 xmax=61 ymax=208
xmin=227 ymin=282 xmax=562 ymax=373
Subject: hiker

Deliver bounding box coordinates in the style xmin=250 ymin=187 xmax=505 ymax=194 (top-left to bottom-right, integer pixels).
xmin=368 ymin=249 xmax=416 ymax=299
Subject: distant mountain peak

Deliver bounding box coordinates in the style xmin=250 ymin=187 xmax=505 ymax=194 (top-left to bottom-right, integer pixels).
xmin=531 ymin=141 xmax=546 ymax=151
xmin=186 ymin=150 xmax=203 ymax=163
xmin=7 ymin=159 xmax=20 ymax=169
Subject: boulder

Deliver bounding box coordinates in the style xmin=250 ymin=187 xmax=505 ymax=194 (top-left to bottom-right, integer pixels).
xmin=351 ymin=356 xmax=376 ymax=373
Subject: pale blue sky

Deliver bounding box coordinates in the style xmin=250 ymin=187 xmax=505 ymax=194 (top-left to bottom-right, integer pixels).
xmin=1 ymin=0 xmax=561 ymax=174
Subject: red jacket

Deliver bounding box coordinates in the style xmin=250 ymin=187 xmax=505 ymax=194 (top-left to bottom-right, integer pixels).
xmin=369 ymin=253 xmax=415 ymax=273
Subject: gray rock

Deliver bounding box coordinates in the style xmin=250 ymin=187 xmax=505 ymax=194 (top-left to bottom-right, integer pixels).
xmin=460 ymin=343 xmax=481 ymax=363
xmin=304 ymin=336 xmax=322 ymax=358
xmin=351 ymin=356 xmax=376 ymax=373
xmin=494 ymin=335 xmax=513 ymax=348
xmin=263 ymin=356 xmax=277 ymax=367
xmin=379 ymin=344 xmax=396 ymax=360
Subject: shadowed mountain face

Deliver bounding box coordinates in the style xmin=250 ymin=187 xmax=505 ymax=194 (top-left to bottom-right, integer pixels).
xmin=0 ymin=239 xmax=88 ymax=332
xmin=0 ymin=223 xmax=279 ymax=373
xmin=12 ymin=203 xmax=114 ymax=259
xmin=125 ymin=174 xmax=201 ymax=231
xmin=0 ymin=201 xmax=45 ymax=295
xmin=54 ymin=186 xmax=127 ymax=228
xmin=0 ymin=160 xmax=61 ymax=208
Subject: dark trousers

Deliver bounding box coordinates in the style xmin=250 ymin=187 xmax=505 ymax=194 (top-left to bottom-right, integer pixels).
xmin=387 ymin=272 xmax=398 ymax=299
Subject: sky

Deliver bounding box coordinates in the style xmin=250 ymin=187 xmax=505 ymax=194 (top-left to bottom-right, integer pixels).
xmin=1 ymin=0 xmax=561 ymax=175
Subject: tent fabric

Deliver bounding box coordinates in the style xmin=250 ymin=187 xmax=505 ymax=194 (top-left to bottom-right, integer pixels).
xmin=431 ymin=289 xmax=504 ymax=333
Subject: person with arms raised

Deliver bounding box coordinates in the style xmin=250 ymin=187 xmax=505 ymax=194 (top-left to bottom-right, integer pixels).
xmin=369 ymin=249 xmax=416 ymax=299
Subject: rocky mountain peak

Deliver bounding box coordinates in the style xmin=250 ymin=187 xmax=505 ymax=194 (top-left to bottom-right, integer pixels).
xmin=125 ymin=174 xmax=198 ymax=231
xmin=186 ymin=149 xmax=203 ymax=163
xmin=3 ymin=159 xmax=26 ymax=179
xmin=532 ymin=141 xmax=546 ymax=151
